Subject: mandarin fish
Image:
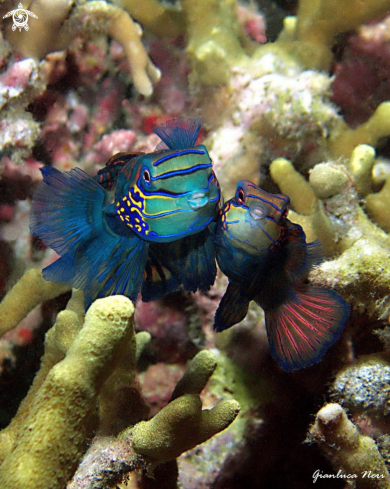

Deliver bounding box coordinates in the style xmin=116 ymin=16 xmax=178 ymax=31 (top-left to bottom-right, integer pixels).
xmin=30 ymin=117 xmax=221 ymax=308
xmin=213 ymin=180 xmax=349 ymax=371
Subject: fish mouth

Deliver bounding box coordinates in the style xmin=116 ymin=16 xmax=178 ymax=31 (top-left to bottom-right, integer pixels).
xmin=249 ymin=207 xmax=265 ymax=220
xmin=188 ymin=191 xmax=208 ymax=209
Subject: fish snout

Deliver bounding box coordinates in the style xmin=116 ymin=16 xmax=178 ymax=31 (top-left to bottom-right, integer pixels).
xmin=188 ymin=190 xmax=208 ymax=209
xmin=249 ymin=206 xmax=265 ymax=220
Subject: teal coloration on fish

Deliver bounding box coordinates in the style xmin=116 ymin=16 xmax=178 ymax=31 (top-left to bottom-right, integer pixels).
xmin=30 ymin=118 xmax=220 ymax=307
xmin=214 ymin=180 xmax=349 ymax=371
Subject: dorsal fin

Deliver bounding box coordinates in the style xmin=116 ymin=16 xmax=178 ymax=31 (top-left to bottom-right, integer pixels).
xmin=96 ymin=152 xmax=144 ymax=189
xmin=153 ymin=117 xmax=201 ymax=150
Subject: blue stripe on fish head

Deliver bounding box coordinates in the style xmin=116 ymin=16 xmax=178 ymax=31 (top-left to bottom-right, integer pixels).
xmin=114 ymin=144 xmax=221 ymax=242
xmin=217 ymin=180 xmax=289 ymax=257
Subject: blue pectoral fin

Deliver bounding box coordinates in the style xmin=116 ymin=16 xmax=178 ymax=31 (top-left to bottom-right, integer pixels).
xmin=265 ymin=285 xmax=349 ymax=371
xmin=31 ymin=165 xmax=149 ymax=308
xmin=30 ymin=166 xmax=108 ymax=257
xmin=83 ymin=234 xmax=149 ymax=308
xmin=43 ymin=254 xmax=76 ymax=283
xmin=214 ymin=283 xmax=250 ymax=332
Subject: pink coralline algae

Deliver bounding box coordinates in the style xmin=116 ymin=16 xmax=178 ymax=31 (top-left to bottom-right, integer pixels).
xmin=0 ymin=58 xmax=36 ymax=109
xmin=236 ymin=4 xmax=267 ymax=44
xmin=332 ymin=17 xmax=390 ymax=127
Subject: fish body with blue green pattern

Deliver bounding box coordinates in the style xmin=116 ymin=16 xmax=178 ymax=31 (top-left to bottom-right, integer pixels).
xmin=30 ymin=118 xmax=221 ymax=307
xmin=213 ymin=180 xmax=349 ymax=371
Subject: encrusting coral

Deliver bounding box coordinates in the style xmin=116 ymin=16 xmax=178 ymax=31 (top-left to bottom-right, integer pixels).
xmin=331 ymin=355 xmax=390 ymax=421
xmin=307 ymin=403 xmax=390 ymax=488
xmin=0 ymin=283 xmax=240 ymax=488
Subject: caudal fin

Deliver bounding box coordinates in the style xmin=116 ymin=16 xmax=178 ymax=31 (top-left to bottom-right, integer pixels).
xmin=265 ymin=285 xmax=349 ymax=371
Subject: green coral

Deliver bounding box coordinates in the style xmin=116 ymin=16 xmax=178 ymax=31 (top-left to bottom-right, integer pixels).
xmin=0 ymin=295 xmax=136 ymax=488
xmin=0 ymin=269 xmax=70 ymax=337
xmin=182 ymin=0 xmax=247 ymax=86
xmin=270 ymin=145 xmax=390 ymax=318
xmin=276 ymin=0 xmax=390 ymax=71
xmin=0 ymin=284 xmax=240 ymax=487
xmin=131 ymin=393 xmax=240 ymax=462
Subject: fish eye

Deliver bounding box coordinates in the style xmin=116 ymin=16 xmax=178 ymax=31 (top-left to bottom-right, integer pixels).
xmin=143 ymin=168 xmax=151 ymax=183
xmin=237 ymin=187 xmax=245 ymax=204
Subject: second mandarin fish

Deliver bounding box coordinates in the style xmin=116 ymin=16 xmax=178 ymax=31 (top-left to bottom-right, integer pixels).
xmin=213 ymin=180 xmax=349 ymax=371
xmin=30 ymin=117 xmax=221 ymax=307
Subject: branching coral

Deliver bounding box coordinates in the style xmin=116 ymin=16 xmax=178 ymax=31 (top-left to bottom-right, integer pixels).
xmin=0 ymin=294 xmax=135 ymax=488
xmin=277 ymin=0 xmax=390 ymax=71
xmin=307 ymin=403 xmax=390 ymax=488
xmin=270 ymin=144 xmax=390 ymax=318
xmin=1 ymin=0 xmax=161 ymax=96
xmin=121 ymin=0 xmax=184 ymax=39
xmin=0 ymin=268 xmax=70 ymax=337
xmin=0 ymin=279 xmax=240 ymax=488
xmin=131 ymin=393 xmax=240 ymax=462
xmin=181 ymin=0 xmax=248 ymax=86
xmin=69 ymin=348 xmax=240 ymax=487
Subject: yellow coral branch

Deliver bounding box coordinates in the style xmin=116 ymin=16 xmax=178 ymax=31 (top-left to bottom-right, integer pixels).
xmin=0 ymin=269 xmax=70 ymax=337
xmin=294 ymin=0 xmax=390 ymax=70
xmin=270 ymin=157 xmax=316 ymax=215
xmin=0 ymin=294 xmax=82 ymax=464
xmin=121 ymin=0 xmax=185 ymax=38
xmin=182 ymin=0 xmax=247 ymax=86
xmin=366 ymin=176 xmax=390 ymax=233
xmin=2 ymin=0 xmax=161 ymax=96
xmin=330 ymin=102 xmax=390 ymax=158
xmin=0 ymin=295 xmax=135 ymax=489
xmin=307 ymin=403 xmax=390 ymax=488
xmin=69 ymin=1 xmax=161 ymax=96
xmin=131 ymin=393 xmax=240 ymax=462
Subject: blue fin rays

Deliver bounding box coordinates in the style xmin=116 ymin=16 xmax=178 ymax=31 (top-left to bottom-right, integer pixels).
xmin=30 ymin=166 xmax=149 ymax=309
xmin=153 ymin=117 xmax=201 ymax=150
